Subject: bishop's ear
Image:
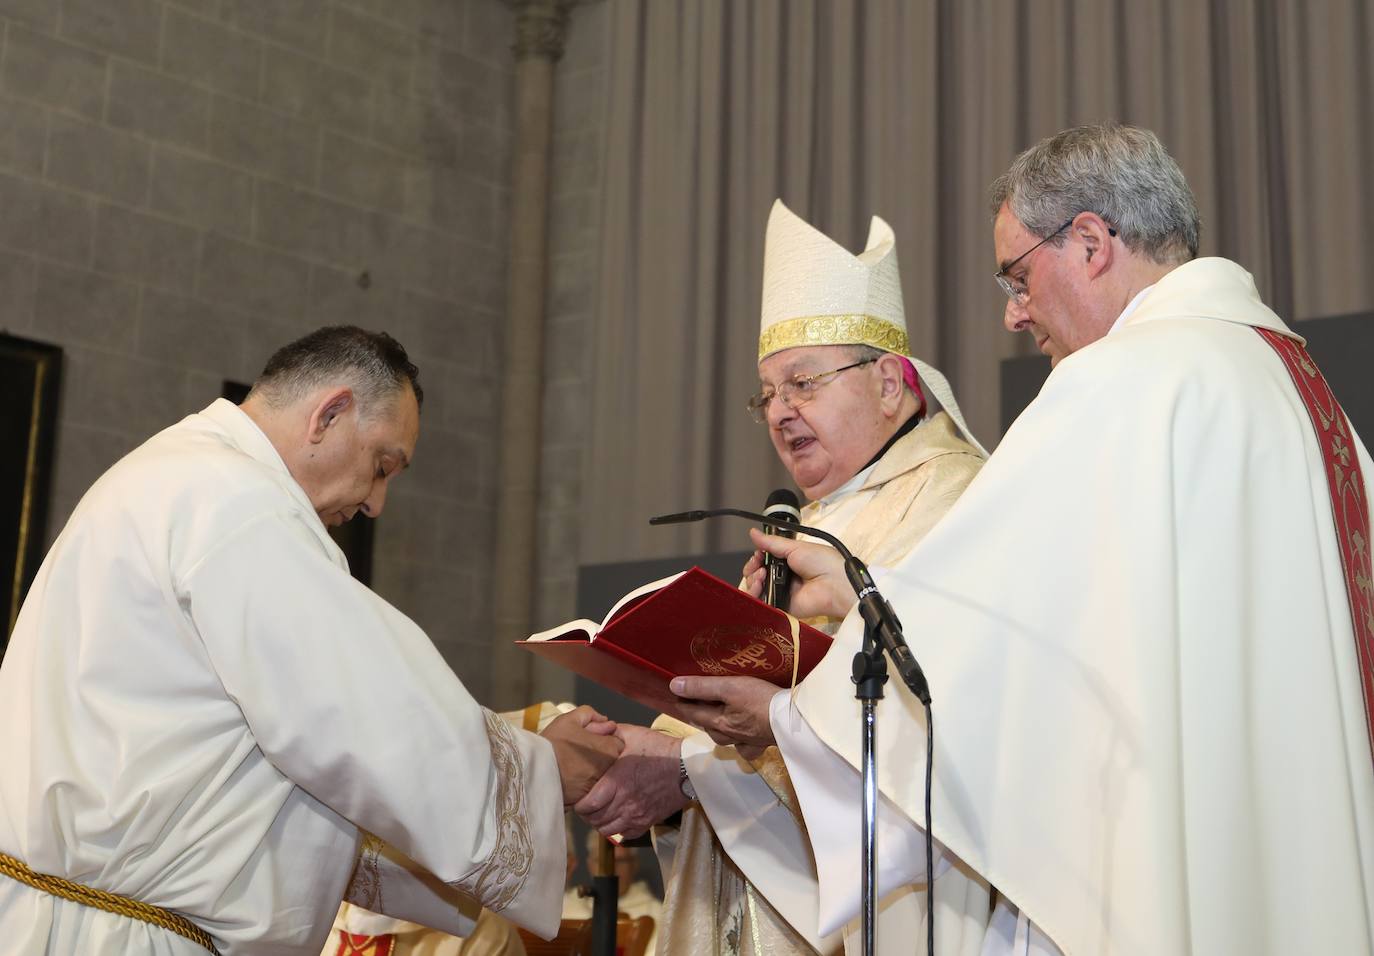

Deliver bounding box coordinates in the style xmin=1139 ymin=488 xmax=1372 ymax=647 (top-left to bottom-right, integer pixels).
xmin=875 ymin=353 xmax=906 ymax=409
xmin=308 ymin=387 xmax=354 ymax=444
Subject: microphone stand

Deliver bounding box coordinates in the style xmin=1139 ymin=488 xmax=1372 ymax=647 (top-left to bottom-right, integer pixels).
xmin=649 ymin=508 xmax=933 ymax=956
xmin=588 ymin=836 xmax=618 ymax=956
xmin=854 ymin=617 xmax=887 ymax=956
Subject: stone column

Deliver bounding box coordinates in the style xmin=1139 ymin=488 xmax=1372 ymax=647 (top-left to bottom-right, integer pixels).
xmin=489 ymin=0 xmax=572 ymax=709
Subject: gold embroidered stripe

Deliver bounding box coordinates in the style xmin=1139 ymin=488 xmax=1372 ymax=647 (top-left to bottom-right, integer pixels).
xmin=758 ymin=314 xmax=910 ymax=359
xmin=0 ymin=850 xmax=220 ymax=954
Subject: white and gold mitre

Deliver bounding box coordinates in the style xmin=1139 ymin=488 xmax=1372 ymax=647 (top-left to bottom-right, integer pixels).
xmin=758 ymin=199 xmax=909 ymax=361
xmin=756 ymin=199 xmax=987 ymax=456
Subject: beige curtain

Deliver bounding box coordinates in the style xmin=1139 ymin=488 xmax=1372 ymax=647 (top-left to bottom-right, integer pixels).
xmin=579 ymin=0 xmax=1374 ymax=565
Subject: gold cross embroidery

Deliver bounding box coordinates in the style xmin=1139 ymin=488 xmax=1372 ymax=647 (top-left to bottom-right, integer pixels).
xmin=1334 ymin=435 xmax=1352 ymax=466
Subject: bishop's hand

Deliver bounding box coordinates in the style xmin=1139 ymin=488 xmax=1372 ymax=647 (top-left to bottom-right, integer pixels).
xmin=670 ymin=675 xmax=779 ymax=751
xmin=742 ymin=528 xmax=855 ymax=620
xmin=541 ymin=705 xmax=623 ymax=807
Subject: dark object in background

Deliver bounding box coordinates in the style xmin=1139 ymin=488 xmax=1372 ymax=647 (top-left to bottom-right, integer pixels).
xmin=1 ymin=334 xmax=62 ymax=649
xmin=999 ymin=311 xmax=1374 ymax=439
xmin=221 ymin=379 xmax=374 ymax=586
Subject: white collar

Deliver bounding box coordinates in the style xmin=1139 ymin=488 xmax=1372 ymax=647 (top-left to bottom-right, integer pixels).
xmin=200 ymin=399 xmax=294 ymax=475
xmin=812 ymin=460 xmax=877 ymax=508
xmin=198 ymin=398 xmax=321 ymax=521
xmin=1107 ymin=283 xmax=1157 ymax=336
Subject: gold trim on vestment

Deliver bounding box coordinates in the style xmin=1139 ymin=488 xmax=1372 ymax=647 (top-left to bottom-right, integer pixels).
xmin=758 ymin=314 xmax=910 ymax=359
xmin=350 ymin=832 xmax=386 ymax=913
xmin=449 ymin=709 xmax=534 ymax=911
xmin=745 ymin=884 xmax=765 ymax=955
xmin=0 ymin=850 xmax=220 ymax=953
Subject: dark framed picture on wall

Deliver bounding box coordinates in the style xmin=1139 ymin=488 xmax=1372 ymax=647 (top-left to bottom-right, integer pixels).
xmin=1 ymin=334 xmax=62 ymax=649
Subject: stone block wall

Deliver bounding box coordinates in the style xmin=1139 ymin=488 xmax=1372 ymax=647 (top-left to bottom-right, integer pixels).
xmin=0 ymin=0 xmax=514 ymax=698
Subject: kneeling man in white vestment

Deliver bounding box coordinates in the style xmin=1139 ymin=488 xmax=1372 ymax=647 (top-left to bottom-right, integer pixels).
xmin=0 ymin=326 xmax=622 ymax=955
xmin=669 ymin=124 xmax=1374 ymax=955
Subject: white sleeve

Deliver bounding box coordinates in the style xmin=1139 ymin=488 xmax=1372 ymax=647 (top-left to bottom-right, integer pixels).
xmin=182 ymin=510 xmax=567 ymax=937
xmin=771 ymin=691 xmax=951 ymax=939
xmin=341 ymin=839 xmax=482 ymax=938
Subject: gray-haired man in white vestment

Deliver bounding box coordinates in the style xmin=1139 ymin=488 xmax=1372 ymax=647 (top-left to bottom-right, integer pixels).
xmin=671 ymin=125 xmax=1374 ymax=955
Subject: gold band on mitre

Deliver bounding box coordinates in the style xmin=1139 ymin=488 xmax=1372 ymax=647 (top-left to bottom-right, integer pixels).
xmin=758 ymin=314 xmax=911 ymax=361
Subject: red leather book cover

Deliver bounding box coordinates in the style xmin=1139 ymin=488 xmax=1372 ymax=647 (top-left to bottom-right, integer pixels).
xmin=518 ymin=567 xmax=832 ymax=721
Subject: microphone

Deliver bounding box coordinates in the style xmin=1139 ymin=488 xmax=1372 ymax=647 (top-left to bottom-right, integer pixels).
xmin=649 ymin=507 xmax=931 ymax=704
xmin=762 ymin=489 xmax=800 ymax=610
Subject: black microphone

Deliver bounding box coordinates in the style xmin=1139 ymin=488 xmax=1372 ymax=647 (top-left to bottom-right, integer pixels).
xmin=762 ymin=489 xmax=800 ymax=610
xmin=649 ymin=506 xmax=931 ymax=704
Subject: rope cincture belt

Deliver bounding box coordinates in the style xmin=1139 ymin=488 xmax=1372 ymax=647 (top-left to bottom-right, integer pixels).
xmin=0 ymin=849 xmax=221 ymax=954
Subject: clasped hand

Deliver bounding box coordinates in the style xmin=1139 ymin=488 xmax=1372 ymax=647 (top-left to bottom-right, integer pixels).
xmin=574 ymin=675 xmax=781 ymax=839
xmin=573 ymin=724 xmax=687 ymax=839
xmin=541 ymin=705 xmax=623 ymax=807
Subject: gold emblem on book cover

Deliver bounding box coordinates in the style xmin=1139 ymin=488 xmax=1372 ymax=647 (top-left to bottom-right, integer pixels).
xmin=690 ymin=626 xmax=794 ymax=679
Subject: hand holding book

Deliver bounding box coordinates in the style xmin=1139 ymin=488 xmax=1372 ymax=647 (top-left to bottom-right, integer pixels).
xmin=668 ymin=674 xmax=779 ymax=755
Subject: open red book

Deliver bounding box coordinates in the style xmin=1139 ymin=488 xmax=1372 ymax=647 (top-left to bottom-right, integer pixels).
xmin=517 ymin=567 xmax=833 ymax=722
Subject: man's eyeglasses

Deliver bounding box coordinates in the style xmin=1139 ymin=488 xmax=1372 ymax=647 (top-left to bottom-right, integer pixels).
xmin=993 ymin=217 xmax=1075 ymax=305
xmin=746 ymin=359 xmax=876 ymax=424
xmin=994 ymin=216 xmax=1118 ymax=305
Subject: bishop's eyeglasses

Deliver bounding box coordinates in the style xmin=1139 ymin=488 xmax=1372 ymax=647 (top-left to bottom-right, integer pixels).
xmin=746 ymin=358 xmax=876 ymax=424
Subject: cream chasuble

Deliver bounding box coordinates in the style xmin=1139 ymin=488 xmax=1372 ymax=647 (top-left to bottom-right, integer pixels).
xmin=779 ymin=258 xmax=1374 ymax=955
xmin=654 ymin=412 xmax=986 ymax=955
xmin=0 ymin=400 xmax=567 ymax=955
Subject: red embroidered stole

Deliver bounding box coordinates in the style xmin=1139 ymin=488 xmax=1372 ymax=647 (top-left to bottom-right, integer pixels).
xmin=1257 ymin=328 xmax=1374 ymax=762
xmin=332 ymin=930 xmax=395 ymax=956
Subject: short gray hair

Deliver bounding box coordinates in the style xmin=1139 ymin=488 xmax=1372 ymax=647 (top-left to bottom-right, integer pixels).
xmin=848 ymin=344 xmax=888 ymax=365
xmin=249 ymin=325 xmax=423 ymax=415
xmin=988 ymin=123 xmax=1200 ymax=265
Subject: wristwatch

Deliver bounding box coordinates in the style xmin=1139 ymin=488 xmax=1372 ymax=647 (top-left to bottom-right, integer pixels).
xmin=678 ymin=756 xmax=697 ymax=801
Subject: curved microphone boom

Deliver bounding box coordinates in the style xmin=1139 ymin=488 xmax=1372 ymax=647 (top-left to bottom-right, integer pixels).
xmin=648 ymin=506 xmax=931 ymax=705
xmin=762 ymin=489 xmax=800 ymax=610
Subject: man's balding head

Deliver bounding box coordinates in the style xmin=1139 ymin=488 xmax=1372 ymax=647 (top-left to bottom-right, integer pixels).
xmin=241 ymin=326 xmax=422 ymax=527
